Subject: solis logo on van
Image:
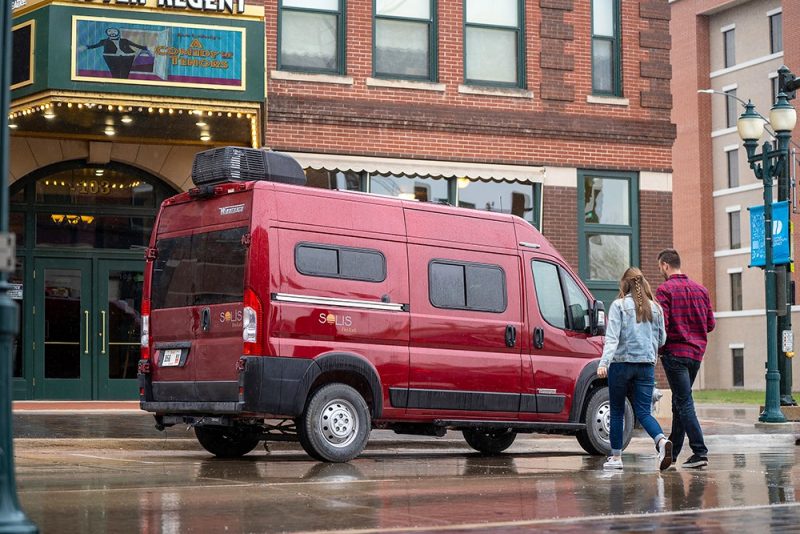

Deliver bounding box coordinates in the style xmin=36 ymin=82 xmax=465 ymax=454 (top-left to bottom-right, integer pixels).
xmin=219 ymin=204 xmax=245 ymax=216
xmin=220 ymin=310 xmax=243 ymax=326
xmin=318 ymin=312 xmax=356 ymax=333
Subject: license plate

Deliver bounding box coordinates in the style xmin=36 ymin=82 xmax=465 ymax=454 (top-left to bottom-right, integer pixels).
xmin=161 ymin=349 xmax=182 ymax=367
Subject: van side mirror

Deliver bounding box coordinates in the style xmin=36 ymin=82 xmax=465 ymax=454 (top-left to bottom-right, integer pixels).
xmin=567 ymin=304 xmax=587 ymax=332
xmin=590 ymin=300 xmax=606 ymax=336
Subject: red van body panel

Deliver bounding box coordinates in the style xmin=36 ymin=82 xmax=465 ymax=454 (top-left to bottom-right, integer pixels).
xmin=141 ymin=179 xmax=603 ymax=431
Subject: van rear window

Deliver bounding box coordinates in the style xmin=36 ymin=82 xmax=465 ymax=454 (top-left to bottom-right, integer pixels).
xmin=151 ymin=227 xmax=247 ymax=309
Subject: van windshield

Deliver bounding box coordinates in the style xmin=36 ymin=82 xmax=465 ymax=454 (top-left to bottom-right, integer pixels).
xmin=151 ymin=227 xmax=247 ymax=310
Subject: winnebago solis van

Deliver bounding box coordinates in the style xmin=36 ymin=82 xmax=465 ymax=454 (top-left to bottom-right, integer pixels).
xmin=139 ymin=147 xmax=632 ymax=462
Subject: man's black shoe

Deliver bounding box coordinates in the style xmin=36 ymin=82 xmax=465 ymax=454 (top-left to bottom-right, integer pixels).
xmin=682 ymin=454 xmax=708 ymax=469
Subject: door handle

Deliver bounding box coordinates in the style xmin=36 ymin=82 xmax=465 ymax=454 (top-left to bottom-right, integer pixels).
xmin=201 ymin=307 xmax=211 ymax=332
xmin=84 ymin=310 xmax=89 ymax=354
xmin=533 ymin=327 xmax=545 ymax=350
xmin=505 ymin=324 xmax=517 ymax=348
xmin=101 ymin=310 xmax=107 ymax=355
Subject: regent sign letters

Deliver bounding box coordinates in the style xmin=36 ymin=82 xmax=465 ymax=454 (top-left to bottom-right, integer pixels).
xmin=83 ymin=0 xmax=246 ymax=16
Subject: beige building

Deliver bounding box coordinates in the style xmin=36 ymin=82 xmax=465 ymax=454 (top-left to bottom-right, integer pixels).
xmin=671 ymin=0 xmax=800 ymax=391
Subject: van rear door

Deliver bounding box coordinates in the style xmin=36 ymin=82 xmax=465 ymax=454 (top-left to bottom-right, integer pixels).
xmin=149 ymin=192 xmax=252 ymax=402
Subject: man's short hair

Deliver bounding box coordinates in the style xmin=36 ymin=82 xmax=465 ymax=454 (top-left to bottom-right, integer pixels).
xmin=658 ymin=248 xmax=681 ymax=269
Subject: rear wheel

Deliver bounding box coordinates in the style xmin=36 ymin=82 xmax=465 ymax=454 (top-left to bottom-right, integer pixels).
xmin=195 ymin=425 xmax=261 ymax=458
xmin=463 ymin=428 xmax=517 ymax=454
xmin=575 ymin=385 xmax=633 ymax=456
xmin=298 ymin=383 xmax=371 ymax=463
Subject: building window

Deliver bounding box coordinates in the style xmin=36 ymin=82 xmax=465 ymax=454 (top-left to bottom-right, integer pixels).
xmin=729 ymin=210 xmax=741 ymax=249
xmin=732 ymin=348 xmax=744 ymax=386
xmin=725 ymin=88 xmax=737 ymax=128
xmin=578 ymin=171 xmax=639 ymax=308
xmin=723 ymin=28 xmax=735 ymax=68
xmin=374 ymin=0 xmax=436 ymax=80
xmin=592 ymin=0 xmax=621 ymax=95
xmin=770 ymin=12 xmax=782 ymax=54
xmin=464 ymin=0 xmax=523 ymax=87
xmin=368 ymin=173 xmax=542 ymax=228
xmin=730 ymin=272 xmax=742 ymax=311
xmin=305 ymin=169 xmax=365 ymax=191
xmin=279 ymin=0 xmax=344 ymax=74
xmin=727 ymin=149 xmax=739 ymax=188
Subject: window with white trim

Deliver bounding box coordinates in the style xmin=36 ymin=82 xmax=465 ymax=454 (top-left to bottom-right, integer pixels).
xmin=279 ymin=0 xmax=344 ymax=74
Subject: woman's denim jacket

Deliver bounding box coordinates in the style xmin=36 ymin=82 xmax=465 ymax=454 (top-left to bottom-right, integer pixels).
xmin=598 ymin=295 xmax=666 ymax=368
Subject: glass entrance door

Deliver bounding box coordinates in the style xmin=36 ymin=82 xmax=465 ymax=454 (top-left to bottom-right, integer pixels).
xmin=97 ymin=259 xmax=143 ymax=399
xmin=34 ymin=258 xmax=93 ymax=399
xmin=33 ymin=257 xmax=143 ymax=399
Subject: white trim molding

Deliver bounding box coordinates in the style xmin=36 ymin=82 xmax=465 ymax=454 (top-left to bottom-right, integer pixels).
xmin=710 ymin=52 xmax=784 ymax=79
xmin=272 ymin=293 xmax=406 ymax=312
xmin=270 ymin=70 xmax=354 ymax=85
xmin=717 ymin=305 xmax=800 ymax=319
xmin=714 ymin=247 xmax=751 ymax=258
xmin=721 ymin=83 xmax=738 ymax=92
xmin=726 ymin=267 xmax=743 ymax=274
xmin=729 ymin=342 xmax=745 ymax=349
xmin=720 ymin=23 xmax=736 ymax=33
xmin=586 ymin=95 xmax=630 ymax=106
xmin=725 ymin=204 xmax=742 ymax=213
xmin=366 ymin=77 xmax=445 ymax=92
xmin=458 ymin=85 xmax=533 ymax=99
xmin=713 ymin=183 xmax=763 ymax=197
xmin=724 ymin=144 xmax=739 ymax=152
xmin=766 ymin=7 xmax=782 ymax=17
xmin=640 ymin=172 xmax=672 ymax=192
xmin=712 ymin=127 xmax=738 ymax=138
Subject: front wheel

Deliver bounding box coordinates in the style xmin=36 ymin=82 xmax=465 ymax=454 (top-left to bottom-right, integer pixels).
xmin=463 ymin=428 xmax=517 ymax=454
xmin=298 ymin=383 xmax=371 ymax=463
xmin=575 ymin=386 xmax=633 ymax=456
xmin=195 ymin=425 xmax=261 ymax=458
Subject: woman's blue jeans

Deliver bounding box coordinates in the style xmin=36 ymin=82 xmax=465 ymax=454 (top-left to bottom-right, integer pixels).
xmin=608 ymin=362 xmax=665 ymax=455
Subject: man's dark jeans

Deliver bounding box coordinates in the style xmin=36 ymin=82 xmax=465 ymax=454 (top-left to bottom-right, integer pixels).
xmin=661 ymin=353 xmax=708 ymax=458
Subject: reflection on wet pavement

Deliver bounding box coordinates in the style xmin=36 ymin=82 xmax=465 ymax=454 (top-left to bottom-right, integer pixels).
xmin=14 ymin=441 xmax=800 ymax=533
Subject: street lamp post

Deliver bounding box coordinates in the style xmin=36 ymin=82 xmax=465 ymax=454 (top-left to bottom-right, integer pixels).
xmin=738 ymin=95 xmax=797 ymax=423
xmin=1 ymin=0 xmax=38 ymax=531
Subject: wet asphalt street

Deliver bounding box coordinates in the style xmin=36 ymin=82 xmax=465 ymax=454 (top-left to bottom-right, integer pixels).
xmin=12 ymin=432 xmax=800 ymax=533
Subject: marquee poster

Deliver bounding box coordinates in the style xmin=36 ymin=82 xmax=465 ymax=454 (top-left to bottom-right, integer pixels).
xmin=71 ymin=15 xmax=246 ymax=90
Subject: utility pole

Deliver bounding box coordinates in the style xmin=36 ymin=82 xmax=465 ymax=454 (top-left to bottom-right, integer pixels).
xmin=0 ymin=0 xmax=37 ymax=530
xmin=778 ymin=66 xmax=800 ymax=406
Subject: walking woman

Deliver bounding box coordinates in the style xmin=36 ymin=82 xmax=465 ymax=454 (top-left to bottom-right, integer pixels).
xmin=597 ymin=267 xmax=672 ymax=471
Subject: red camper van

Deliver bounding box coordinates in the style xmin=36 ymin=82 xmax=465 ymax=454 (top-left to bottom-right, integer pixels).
xmin=138 ymin=147 xmax=632 ymax=462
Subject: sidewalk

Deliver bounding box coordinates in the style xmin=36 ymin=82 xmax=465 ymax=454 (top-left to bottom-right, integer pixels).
xmin=11 ymin=400 xmax=800 ymax=452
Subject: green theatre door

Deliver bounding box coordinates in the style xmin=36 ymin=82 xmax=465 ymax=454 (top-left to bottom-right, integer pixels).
xmin=33 ymin=257 xmax=143 ymax=400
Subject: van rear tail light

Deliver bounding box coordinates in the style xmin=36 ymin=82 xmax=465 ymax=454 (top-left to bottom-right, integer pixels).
xmin=243 ymin=288 xmax=264 ymax=355
xmin=141 ymin=299 xmax=151 ymax=361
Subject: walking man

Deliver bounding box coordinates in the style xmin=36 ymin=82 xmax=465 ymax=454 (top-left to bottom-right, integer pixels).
xmin=656 ymin=249 xmax=715 ymax=468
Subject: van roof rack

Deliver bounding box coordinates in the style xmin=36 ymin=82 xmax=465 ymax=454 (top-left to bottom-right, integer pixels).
xmin=191 ymin=147 xmax=307 ymax=187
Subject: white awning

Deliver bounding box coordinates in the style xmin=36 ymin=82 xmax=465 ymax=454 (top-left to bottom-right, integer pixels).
xmin=284 ymin=152 xmax=546 ymax=183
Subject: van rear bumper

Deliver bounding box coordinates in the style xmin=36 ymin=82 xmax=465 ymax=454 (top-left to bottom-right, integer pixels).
xmin=139 ymin=356 xmax=316 ymax=417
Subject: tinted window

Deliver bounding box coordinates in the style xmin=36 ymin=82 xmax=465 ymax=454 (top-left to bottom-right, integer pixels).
xmin=430 ymin=260 xmax=506 ymax=312
xmin=532 ymin=261 xmax=567 ymax=329
xmin=151 ymin=227 xmax=247 ymax=309
xmin=295 ymin=243 xmax=386 ymax=282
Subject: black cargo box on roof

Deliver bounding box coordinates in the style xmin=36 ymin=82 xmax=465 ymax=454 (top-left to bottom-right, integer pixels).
xmin=191 ymin=147 xmax=307 ymax=187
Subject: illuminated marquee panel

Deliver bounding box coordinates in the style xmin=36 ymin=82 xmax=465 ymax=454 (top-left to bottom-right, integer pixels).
xmin=71 ymin=15 xmax=246 ymax=91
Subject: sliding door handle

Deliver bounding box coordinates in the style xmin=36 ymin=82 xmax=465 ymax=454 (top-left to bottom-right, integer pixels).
xmin=505 ymin=325 xmax=517 ymax=348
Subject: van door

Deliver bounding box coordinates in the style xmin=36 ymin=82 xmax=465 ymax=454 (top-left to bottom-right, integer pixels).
xmin=405 ymin=245 xmax=524 ymax=418
xmin=523 ymin=253 xmax=602 ymax=421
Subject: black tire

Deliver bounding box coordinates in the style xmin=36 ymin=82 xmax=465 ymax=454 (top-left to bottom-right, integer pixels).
xmin=194 ymin=425 xmax=261 ymax=458
xmin=462 ymin=428 xmax=517 ymax=454
xmin=575 ymin=385 xmax=633 ymax=456
xmin=298 ymin=383 xmax=371 ymax=463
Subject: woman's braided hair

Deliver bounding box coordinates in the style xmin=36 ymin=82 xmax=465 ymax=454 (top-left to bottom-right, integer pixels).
xmin=617 ymin=267 xmax=656 ymax=323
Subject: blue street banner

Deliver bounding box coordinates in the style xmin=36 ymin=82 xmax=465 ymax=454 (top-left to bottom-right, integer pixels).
xmin=749 ymin=200 xmax=792 ymax=267
xmin=71 ymin=16 xmax=245 ymax=90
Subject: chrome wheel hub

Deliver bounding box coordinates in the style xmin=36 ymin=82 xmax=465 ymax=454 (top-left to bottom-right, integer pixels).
xmin=318 ymin=399 xmax=358 ymax=448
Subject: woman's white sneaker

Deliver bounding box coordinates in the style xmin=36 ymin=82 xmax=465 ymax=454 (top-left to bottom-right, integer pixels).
xmin=603 ymin=456 xmax=623 ymax=470
xmin=657 ymin=439 xmax=673 ymax=471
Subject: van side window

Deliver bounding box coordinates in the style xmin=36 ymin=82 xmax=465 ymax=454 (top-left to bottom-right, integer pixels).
xmin=532 ymin=260 xmax=590 ymax=331
xmin=429 ymin=260 xmax=506 ymax=313
xmin=295 ymin=243 xmax=386 ymax=282
xmin=152 ymin=227 xmax=247 ymax=309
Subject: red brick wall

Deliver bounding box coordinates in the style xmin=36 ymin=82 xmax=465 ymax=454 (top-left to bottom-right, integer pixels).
xmin=541 ymin=185 xmax=579 ymax=271
xmin=264 ymin=0 xmax=675 ymax=172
